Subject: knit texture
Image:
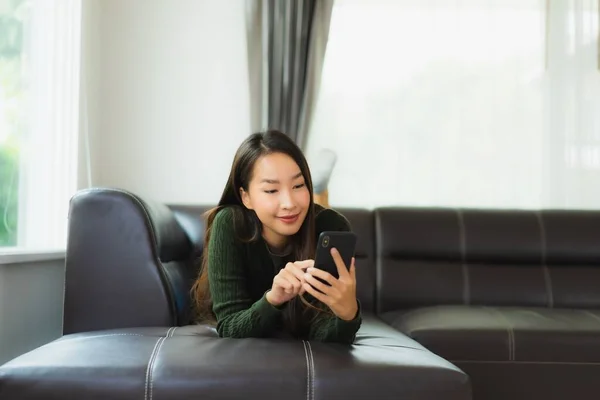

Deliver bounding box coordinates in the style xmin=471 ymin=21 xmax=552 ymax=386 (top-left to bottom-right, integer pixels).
xmin=208 ymin=204 xmax=362 ymax=343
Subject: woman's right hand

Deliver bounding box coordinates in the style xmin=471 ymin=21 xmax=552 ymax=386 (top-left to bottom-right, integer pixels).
xmin=266 ymin=260 xmax=314 ymax=307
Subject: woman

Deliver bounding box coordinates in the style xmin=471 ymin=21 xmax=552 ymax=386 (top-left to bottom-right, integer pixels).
xmin=192 ymin=130 xmax=361 ymax=344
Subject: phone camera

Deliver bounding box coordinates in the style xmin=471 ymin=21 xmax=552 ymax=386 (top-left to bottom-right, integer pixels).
xmin=322 ymin=236 xmax=330 ymax=247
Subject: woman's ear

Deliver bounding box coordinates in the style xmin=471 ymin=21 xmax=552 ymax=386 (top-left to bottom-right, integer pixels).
xmin=240 ymin=187 xmax=253 ymax=210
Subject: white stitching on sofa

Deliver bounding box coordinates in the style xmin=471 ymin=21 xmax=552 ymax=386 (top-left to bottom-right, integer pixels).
xmin=307 ymin=341 xmax=315 ymax=400
xmin=142 ymin=329 xmax=177 ymax=400
xmin=455 ymin=209 xmax=470 ymax=305
xmin=500 ymin=310 xmax=515 ymax=361
xmin=535 ymin=211 xmax=554 ymax=308
xmin=149 ymin=337 xmax=167 ymax=400
xmin=145 ymin=338 xmax=163 ymax=400
xmin=302 ymin=340 xmax=312 ymax=400
xmin=302 ymin=341 xmax=311 ymax=400
xmin=484 ymin=307 xmax=515 ymax=361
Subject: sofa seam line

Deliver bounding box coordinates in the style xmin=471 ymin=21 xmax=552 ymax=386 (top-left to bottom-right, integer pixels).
xmin=302 ymin=340 xmax=311 ymax=400
xmin=148 ymin=337 xmax=167 ymax=400
xmin=455 ymin=208 xmax=470 ymax=306
xmin=307 ymin=341 xmax=315 ymax=400
xmin=144 ymin=337 xmax=164 ymax=400
xmin=535 ymin=211 xmax=554 ymax=308
xmin=484 ymin=306 xmax=515 ymax=361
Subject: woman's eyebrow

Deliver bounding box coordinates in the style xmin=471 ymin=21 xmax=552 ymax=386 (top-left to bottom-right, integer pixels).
xmin=259 ymin=172 xmax=302 ymax=184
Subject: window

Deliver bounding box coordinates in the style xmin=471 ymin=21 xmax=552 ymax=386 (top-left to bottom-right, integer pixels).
xmin=307 ymin=0 xmax=600 ymax=209
xmin=0 ymin=0 xmax=81 ymax=251
xmin=0 ymin=0 xmax=26 ymax=247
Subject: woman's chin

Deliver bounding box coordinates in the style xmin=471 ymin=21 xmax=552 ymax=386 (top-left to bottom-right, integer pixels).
xmin=276 ymin=223 xmax=302 ymax=236
xmin=273 ymin=217 xmax=305 ymax=235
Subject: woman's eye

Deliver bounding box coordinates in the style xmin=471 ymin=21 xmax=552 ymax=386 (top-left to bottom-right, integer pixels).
xmin=294 ymin=183 xmax=305 ymax=189
xmin=264 ymin=190 xmax=277 ymax=194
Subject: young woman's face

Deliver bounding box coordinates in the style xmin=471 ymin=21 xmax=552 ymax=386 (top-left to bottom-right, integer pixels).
xmin=241 ymin=152 xmax=311 ymax=249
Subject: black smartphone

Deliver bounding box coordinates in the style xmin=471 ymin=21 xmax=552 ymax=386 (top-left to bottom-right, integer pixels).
xmin=313 ymin=231 xmax=357 ymax=281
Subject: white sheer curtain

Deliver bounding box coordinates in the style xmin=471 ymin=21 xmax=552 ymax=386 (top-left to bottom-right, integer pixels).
xmin=306 ymin=0 xmax=600 ymax=210
xmin=17 ymin=0 xmax=81 ymax=249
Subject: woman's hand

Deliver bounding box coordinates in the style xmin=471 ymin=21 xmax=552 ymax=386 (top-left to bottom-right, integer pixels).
xmin=266 ymin=260 xmax=313 ymax=307
xmin=302 ymin=248 xmax=358 ymax=321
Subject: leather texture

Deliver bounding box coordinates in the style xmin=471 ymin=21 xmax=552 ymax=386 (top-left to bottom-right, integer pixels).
xmin=0 ymin=189 xmax=471 ymax=400
xmin=375 ymin=207 xmax=600 ymax=399
xmin=375 ymin=207 xmax=600 ymax=312
xmin=0 ymin=317 xmax=469 ymax=400
xmin=383 ymin=305 xmax=600 ymax=363
xmin=10 ymin=191 xmax=600 ymax=399
xmin=63 ymin=189 xmax=201 ymax=334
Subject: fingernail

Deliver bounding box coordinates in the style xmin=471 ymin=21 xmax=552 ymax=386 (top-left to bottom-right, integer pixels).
xmin=304 ymin=273 xmax=311 ymax=279
xmin=307 ymin=267 xmax=314 ymax=273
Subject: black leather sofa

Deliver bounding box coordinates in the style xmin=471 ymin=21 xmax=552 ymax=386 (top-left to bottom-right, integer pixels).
xmin=373 ymin=207 xmax=600 ymax=400
xmin=0 ymin=188 xmax=470 ymax=400
xmin=3 ymin=188 xmax=600 ymax=399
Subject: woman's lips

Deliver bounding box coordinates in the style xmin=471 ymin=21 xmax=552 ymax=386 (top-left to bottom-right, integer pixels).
xmin=278 ymin=214 xmax=299 ymax=224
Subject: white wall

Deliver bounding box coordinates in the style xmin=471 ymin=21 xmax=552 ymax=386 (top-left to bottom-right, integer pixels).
xmin=0 ymin=259 xmax=64 ymax=365
xmin=82 ymin=0 xmax=252 ymax=204
xmin=1 ymin=0 xmax=249 ymax=365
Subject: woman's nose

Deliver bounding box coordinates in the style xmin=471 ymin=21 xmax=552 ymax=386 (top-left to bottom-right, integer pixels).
xmin=279 ymin=189 xmax=294 ymax=209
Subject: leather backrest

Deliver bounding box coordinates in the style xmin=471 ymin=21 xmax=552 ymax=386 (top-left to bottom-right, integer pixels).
xmin=168 ymin=205 xmax=211 ymax=252
xmin=375 ymin=207 xmax=600 ymax=313
xmin=64 ymin=189 xmax=201 ymax=334
xmin=69 ymin=192 xmax=600 ymax=327
xmin=337 ymin=208 xmax=376 ymax=313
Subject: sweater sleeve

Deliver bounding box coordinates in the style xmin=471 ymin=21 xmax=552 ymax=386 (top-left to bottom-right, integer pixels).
xmin=208 ymin=207 xmax=282 ymax=338
xmin=308 ymin=207 xmax=363 ymax=344
xmin=308 ymin=301 xmax=363 ymax=344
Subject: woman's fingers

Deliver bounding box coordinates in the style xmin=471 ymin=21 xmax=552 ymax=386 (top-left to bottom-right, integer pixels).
xmin=273 ymin=260 xmax=322 ymax=299
xmin=285 ymin=262 xmax=308 ymax=283
xmin=293 ymin=259 xmax=315 ymax=270
xmin=304 ymin=272 xmax=334 ymax=295
xmin=350 ymin=257 xmax=356 ymax=281
xmin=302 ymin=282 xmax=329 ymax=305
xmin=279 ymin=268 xmax=303 ymax=294
xmin=331 ymin=248 xmax=350 ymax=279
xmin=305 ymin=267 xmax=337 ymax=287
xmin=273 ymin=275 xmax=292 ymax=292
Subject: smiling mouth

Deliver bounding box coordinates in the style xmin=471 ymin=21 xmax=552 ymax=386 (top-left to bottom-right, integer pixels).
xmin=278 ymin=214 xmax=300 ymax=223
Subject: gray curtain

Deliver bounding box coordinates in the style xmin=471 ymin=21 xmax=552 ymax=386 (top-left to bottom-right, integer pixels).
xmin=246 ymin=0 xmax=334 ymax=148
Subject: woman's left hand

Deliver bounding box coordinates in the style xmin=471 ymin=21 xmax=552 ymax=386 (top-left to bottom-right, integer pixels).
xmin=302 ymin=248 xmax=358 ymax=321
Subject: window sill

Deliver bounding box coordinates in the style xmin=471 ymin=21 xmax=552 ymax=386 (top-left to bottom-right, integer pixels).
xmin=0 ymin=249 xmax=66 ymax=265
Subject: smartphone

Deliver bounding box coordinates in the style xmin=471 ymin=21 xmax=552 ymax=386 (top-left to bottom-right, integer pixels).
xmin=313 ymin=231 xmax=357 ymax=281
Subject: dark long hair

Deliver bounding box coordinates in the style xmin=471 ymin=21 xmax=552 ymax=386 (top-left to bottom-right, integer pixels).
xmin=191 ymin=130 xmax=320 ymax=337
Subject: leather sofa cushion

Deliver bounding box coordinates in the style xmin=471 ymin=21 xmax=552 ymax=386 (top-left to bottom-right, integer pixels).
xmin=382 ymin=306 xmax=600 ymax=363
xmin=0 ymin=316 xmax=471 ymax=400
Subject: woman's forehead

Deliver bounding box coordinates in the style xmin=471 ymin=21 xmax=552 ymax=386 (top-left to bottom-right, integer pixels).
xmin=252 ymin=153 xmax=303 ymax=181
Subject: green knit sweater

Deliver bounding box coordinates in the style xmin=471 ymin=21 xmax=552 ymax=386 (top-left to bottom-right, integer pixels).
xmin=207 ymin=205 xmax=362 ymax=344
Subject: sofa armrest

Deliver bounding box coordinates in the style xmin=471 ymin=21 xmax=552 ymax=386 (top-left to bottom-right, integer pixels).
xmin=63 ymin=188 xmax=202 ymax=334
